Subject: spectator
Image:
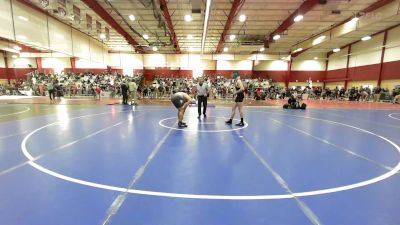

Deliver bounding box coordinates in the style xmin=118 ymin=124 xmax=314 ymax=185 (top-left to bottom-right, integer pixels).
xmin=47 ymin=81 xmax=55 ymax=101
xmin=128 ymin=79 xmax=138 ymax=105
xmin=121 ymin=81 xmax=129 ymax=105
xmin=373 ymin=86 xmax=381 ymax=102
xmin=95 ymin=85 xmax=101 ymax=100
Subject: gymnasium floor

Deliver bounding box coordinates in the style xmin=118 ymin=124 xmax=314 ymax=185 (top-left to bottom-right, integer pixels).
xmin=0 ymin=102 xmax=399 ymax=225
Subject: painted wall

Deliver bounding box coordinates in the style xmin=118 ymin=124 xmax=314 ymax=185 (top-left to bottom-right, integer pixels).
xmin=347 ymin=80 xmax=378 ymax=89
xmin=0 ymin=0 xmax=14 ymax=40
xmin=8 ymin=57 xmax=37 ymax=68
xmin=381 ymin=79 xmax=400 ymax=91
xmin=75 ymin=58 xmax=107 ymax=69
xmin=384 ymin=26 xmax=400 ymax=63
xmin=0 ymin=68 xmax=36 ymax=79
xmin=326 ymin=25 xmax=400 ymax=84
xmin=253 ymin=71 xmax=287 ymax=82
xmin=291 ymin=71 xmax=325 ymax=83
xmin=0 ymin=52 xmax=5 ymax=68
xmin=292 ymin=51 xmax=326 ymax=72
xmin=349 ymin=33 xmax=384 ymax=67
xmin=291 ymin=60 xmax=326 ymax=71
xmin=382 ymin=60 xmax=400 ymax=80
xmin=0 ymin=0 xmax=109 ymax=64
xmin=254 ymin=60 xmax=288 ymax=71
xmin=42 ymin=58 xmax=71 ymax=74
xmin=326 ymin=47 xmax=348 ymax=81
xmin=216 ymin=60 xmax=253 ymax=71
xmin=327 ymin=47 xmax=349 ymax=71
xmin=109 ymin=53 xmax=143 ymax=69
xmin=325 ymin=82 xmax=345 ymax=89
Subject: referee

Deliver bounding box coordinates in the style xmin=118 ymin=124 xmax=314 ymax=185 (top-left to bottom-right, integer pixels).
xmin=196 ymin=78 xmax=208 ymax=118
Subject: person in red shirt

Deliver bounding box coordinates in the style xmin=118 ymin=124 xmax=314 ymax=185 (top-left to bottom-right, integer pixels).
xmin=95 ymin=85 xmax=101 ymax=100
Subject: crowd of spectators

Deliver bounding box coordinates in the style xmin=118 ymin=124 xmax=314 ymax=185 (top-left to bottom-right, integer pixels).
xmin=0 ymin=71 xmax=143 ymax=100
xmin=142 ymin=76 xmax=399 ymax=104
xmin=140 ymin=76 xmax=274 ymax=100
xmin=1 ymin=72 xmax=399 ymax=104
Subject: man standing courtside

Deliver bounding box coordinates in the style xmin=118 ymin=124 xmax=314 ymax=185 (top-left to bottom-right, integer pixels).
xmin=128 ymin=79 xmax=138 ymax=105
xmin=196 ymin=78 xmax=208 ymax=119
xmin=121 ymin=81 xmax=129 ymax=105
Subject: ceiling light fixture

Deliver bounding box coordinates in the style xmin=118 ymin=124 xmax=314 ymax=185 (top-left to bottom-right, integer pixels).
xmin=99 ymin=33 xmax=106 ymax=39
xmin=293 ymin=48 xmax=303 ymax=53
xmin=12 ymin=55 xmax=18 ymax=59
xmin=129 ymin=15 xmax=135 ymax=21
xmin=201 ymin=0 xmax=212 ymax=53
xmin=143 ymin=34 xmax=149 ymax=40
xmin=229 ymin=34 xmax=236 ymax=41
xmin=361 ymin=36 xmax=371 ymax=41
xmin=350 ymin=17 xmax=359 ymax=23
xmin=239 ymin=15 xmax=246 ymax=22
xmin=333 ymin=48 xmax=341 ymax=53
xmin=184 ymin=14 xmax=193 ymax=22
xmin=294 ymin=15 xmax=304 ymax=22
xmin=223 ymin=47 xmax=228 ymax=52
xmin=152 ymin=46 xmax=158 ymax=51
xmin=18 ymin=16 xmax=29 ymax=21
xmin=187 ymin=34 xmax=193 ymax=39
xmin=273 ymin=34 xmax=281 ymax=40
xmin=313 ymin=35 xmax=326 ymax=45
xmin=14 ymin=46 xmax=22 ymax=51
xmin=17 ymin=35 xmax=27 ymax=40
xmin=314 ymin=57 xmax=318 ymax=60
xmin=293 ymin=15 xmax=304 ymax=22
xmin=260 ymin=47 xmax=265 ymax=52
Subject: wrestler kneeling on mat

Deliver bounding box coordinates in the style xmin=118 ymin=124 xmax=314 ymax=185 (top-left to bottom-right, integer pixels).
xmin=226 ymin=71 xmax=245 ymax=126
xmin=171 ymin=92 xmax=193 ymax=128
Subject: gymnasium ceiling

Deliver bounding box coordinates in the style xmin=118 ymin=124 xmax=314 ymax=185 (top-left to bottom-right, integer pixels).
xmin=27 ymin=0 xmax=400 ymax=57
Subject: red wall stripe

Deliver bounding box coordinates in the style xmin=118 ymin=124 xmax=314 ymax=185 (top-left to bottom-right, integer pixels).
xmin=382 ymin=60 xmax=400 ymax=80
xmin=326 ymin=68 xmax=347 ymax=80
xmin=253 ymin=71 xmax=287 ymax=82
xmin=290 ymin=71 xmax=325 ymax=82
xmin=0 ymin=68 xmax=36 ymax=79
xmin=348 ymin=64 xmax=380 ymax=81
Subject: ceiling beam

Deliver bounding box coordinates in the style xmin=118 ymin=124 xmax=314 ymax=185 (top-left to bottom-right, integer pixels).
xmin=81 ymin=0 xmax=145 ymax=53
xmin=266 ymin=0 xmax=320 ymax=48
xmin=293 ymin=0 xmax=396 ymax=57
xmin=159 ymin=0 xmax=181 ymax=53
xmin=215 ymin=0 xmax=245 ymax=53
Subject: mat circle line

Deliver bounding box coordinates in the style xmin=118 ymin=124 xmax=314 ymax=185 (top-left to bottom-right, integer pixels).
xmin=21 ymin=110 xmax=400 ymax=200
xmin=388 ymin=113 xmax=400 ymax=121
xmin=159 ymin=116 xmax=248 ymax=132
xmin=0 ymin=106 xmax=30 ymax=117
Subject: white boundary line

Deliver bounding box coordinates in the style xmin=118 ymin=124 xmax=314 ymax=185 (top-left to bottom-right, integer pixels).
xmin=158 ymin=116 xmax=248 ymax=132
xmin=0 ymin=106 xmax=30 ymax=117
xmin=20 ymin=110 xmax=400 ymax=200
xmin=388 ymin=113 xmax=400 ymax=121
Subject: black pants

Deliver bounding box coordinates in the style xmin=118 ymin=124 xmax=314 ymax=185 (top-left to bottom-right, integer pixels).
xmin=49 ymin=89 xmax=55 ymax=100
xmin=198 ymin=96 xmax=207 ymax=115
xmin=122 ymin=93 xmax=128 ymax=104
